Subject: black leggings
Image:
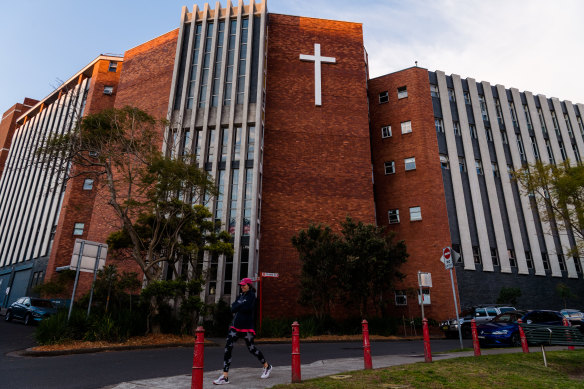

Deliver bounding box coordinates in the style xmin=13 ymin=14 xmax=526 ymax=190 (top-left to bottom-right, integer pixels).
xmin=223 ymin=328 xmax=266 ymax=372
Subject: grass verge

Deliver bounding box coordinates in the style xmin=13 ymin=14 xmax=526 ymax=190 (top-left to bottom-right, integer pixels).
xmin=273 ymin=349 xmax=584 ymax=389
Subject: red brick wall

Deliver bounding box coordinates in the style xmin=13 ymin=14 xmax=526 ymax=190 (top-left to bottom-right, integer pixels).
xmin=260 ymin=14 xmax=376 ymax=318
xmin=368 ymin=68 xmax=458 ymax=321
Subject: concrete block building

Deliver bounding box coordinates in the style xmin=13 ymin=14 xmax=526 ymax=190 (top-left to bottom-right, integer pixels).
xmin=0 ymin=0 xmax=582 ymax=319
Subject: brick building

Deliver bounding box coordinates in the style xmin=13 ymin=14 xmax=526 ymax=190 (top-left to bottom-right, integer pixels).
xmin=1 ymin=0 xmax=583 ymax=320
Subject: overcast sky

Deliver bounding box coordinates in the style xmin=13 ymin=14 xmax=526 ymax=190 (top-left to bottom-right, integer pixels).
xmin=1 ymin=0 xmax=583 ymax=114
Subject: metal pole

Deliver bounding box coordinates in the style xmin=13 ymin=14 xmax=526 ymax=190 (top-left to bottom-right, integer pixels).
xmin=418 ymin=271 xmax=425 ymax=320
xmin=362 ymin=320 xmax=372 ymax=369
xmin=68 ymin=241 xmax=85 ymax=321
xmin=423 ymin=318 xmax=432 ymax=362
xmin=191 ymin=326 xmax=205 ymax=389
xmin=471 ymin=319 xmax=481 ymax=356
xmin=449 ymin=267 xmax=463 ymax=349
xmin=291 ymin=321 xmax=301 ymax=382
xmin=86 ymin=244 xmax=103 ymax=318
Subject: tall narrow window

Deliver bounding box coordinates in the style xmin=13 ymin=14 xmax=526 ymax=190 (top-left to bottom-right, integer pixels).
xmin=430 ymin=85 xmax=439 ymax=98
xmin=464 ymin=91 xmax=471 ymax=104
xmin=545 ymin=139 xmax=555 ymax=164
xmin=228 ymin=169 xmax=239 ymax=234
xmin=509 ymin=102 xmax=518 ymax=128
xmin=538 ymin=108 xmax=547 ymax=134
xmin=459 ymin=158 xmax=467 ymax=172
xmin=564 ymin=114 xmax=574 ymax=138
xmin=558 ymin=254 xmax=566 ymax=271
xmin=491 ymin=248 xmax=499 ymax=267
xmin=236 ymin=18 xmax=249 ymax=104
xmin=492 ymin=162 xmax=499 ymax=177
xmin=473 ymin=246 xmax=481 ymax=264
xmin=551 ymin=110 xmax=560 ymax=137
xmin=242 ymin=168 xmax=253 ymax=236
xmin=495 ymin=98 xmax=504 ymax=127
xmin=211 ymin=21 xmax=226 ymax=107
xmin=223 ymin=20 xmax=237 ymax=106
xmin=198 ymin=22 xmax=215 ymax=108
xmin=186 ymin=24 xmax=203 ymax=109
xmin=246 ymin=126 xmax=255 ymax=160
xmin=486 ymin=127 xmax=493 ymax=142
xmin=559 ymin=141 xmax=567 ymax=161
xmin=448 ymin=88 xmax=456 ymax=102
xmin=531 ymin=136 xmax=540 ymax=160
xmin=501 ymin=130 xmax=508 ymax=144
xmin=475 ymin=160 xmax=483 ymax=175
xmin=206 ymin=129 xmax=216 ymax=163
xmin=517 ymin=136 xmax=526 ymax=161
xmin=453 ymin=121 xmax=461 ymax=136
xmin=469 ymin=124 xmax=477 ymax=139
xmin=577 ymin=116 xmax=584 ymax=136
xmin=572 ymin=144 xmax=581 ymax=162
xmin=181 ymin=129 xmax=192 ymax=156
xmin=195 ymin=130 xmax=203 ymax=162
xmin=523 ymin=105 xmax=533 ymax=130
xmin=508 ymin=249 xmax=517 ymax=267
xmin=435 ymin=118 xmax=443 ymax=133
xmin=542 ymin=252 xmax=550 ymax=270
xmin=219 ymin=128 xmax=228 ymax=162
xmin=233 ymin=126 xmax=242 ymax=161
xmin=525 ymin=251 xmax=534 ymax=269
xmin=215 ymin=170 xmax=225 ymax=223
xmin=479 ymin=95 xmax=489 ymax=121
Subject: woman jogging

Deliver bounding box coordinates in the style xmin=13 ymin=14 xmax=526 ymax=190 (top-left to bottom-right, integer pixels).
xmin=213 ymin=277 xmax=272 ymax=385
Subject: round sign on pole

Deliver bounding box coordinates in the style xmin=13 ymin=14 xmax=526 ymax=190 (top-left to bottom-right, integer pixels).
xmin=443 ymin=247 xmax=451 ymax=260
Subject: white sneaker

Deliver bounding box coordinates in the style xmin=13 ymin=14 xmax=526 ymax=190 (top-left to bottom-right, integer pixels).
xmin=213 ymin=374 xmax=229 ymax=385
xmin=261 ymin=364 xmax=272 ymax=379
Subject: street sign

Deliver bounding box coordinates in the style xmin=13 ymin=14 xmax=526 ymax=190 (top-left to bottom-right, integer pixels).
xmin=442 ymin=246 xmax=454 ymax=270
xmin=261 ymin=272 xmax=280 ymax=278
xmin=443 ymin=247 xmax=451 ymax=260
xmin=418 ymin=272 xmax=432 ymax=287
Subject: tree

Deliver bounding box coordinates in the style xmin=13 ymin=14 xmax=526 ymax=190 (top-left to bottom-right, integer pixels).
xmin=496 ymin=286 xmax=522 ymax=306
xmin=37 ymin=106 xmax=233 ymax=332
xmin=292 ymin=217 xmax=408 ymax=319
xmin=514 ymin=160 xmax=584 ymax=255
xmin=291 ymin=224 xmax=343 ymax=320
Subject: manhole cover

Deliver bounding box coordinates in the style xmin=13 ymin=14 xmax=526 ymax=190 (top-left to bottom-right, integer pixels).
xmin=329 ymin=375 xmax=353 ymax=380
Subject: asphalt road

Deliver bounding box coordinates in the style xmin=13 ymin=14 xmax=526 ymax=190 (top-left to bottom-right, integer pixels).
xmin=0 ymin=318 xmax=472 ymax=389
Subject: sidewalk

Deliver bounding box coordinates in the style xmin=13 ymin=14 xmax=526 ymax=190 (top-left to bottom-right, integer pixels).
xmin=108 ymin=346 xmax=542 ymax=389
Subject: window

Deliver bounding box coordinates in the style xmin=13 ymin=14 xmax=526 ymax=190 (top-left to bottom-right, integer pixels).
xmin=523 ymin=105 xmax=533 ymax=130
xmin=453 ymin=121 xmax=461 ymax=136
xmin=379 ymin=91 xmax=389 ymax=103
xmin=501 ymin=130 xmax=508 ymax=144
xmin=108 ymin=61 xmax=118 ymax=72
xmin=473 ymin=246 xmax=481 ymax=264
xmin=73 ymin=223 xmax=85 ymax=236
xmin=558 ymin=254 xmax=566 ymax=271
xmin=508 ymin=249 xmax=517 ymax=267
xmin=459 ymin=157 xmax=467 ymax=172
xmin=492 ymin=162 xmax=499 ymax=177
xmin=404 ymin=157 xmax=416 ymax=171
xmin=448 ymin=88 xmax=456 ymax=102
xmin=509 ymin=102 xmax=518 ymax=128
xmin=103 ymin=86 xmax=114 ymax=95
xmin=573 ymin=144 xmax=581 ymax=162
xmin=409 ymin=206 xmax=422 ymax=221
xmin=469 ymin=124 xmax=477 ymax=139
xmin=574 ymin=256 xmax=582 ymax=274
xmin=475 ymin=160 xmax=483 ymax=175
xmin=559 ymin=141 xmax=567 ymax=162
xmin=479 ymin=95 xmax=489 ymax=121
xmin=384 ymin=161 xmax=395 ymax=175
xmin=545 ymin=139 xmax=555 ymax=164
xmin=495 ymin=98 xmax=504 ymax=126
xmin=542 ymin=252 xmax=550 ymax=270
xmin=381 ymin=125 xmax=392 ymax=138
xmin=486 ymin=127 xmax=493 ymax=142
xmin=507 ymin=164 xmax=513 ymax=178
xmin=491 ymin=248 xmax=500 ymax=267
xmin=577 ymin=116 xmax=584 ymax=136
xmin=440 ymin=155 xmax=449 ymax=169
xmin=83 ymin=179 xmax=94 ymax=190
xmin=435 ymin=118 xmax=444 ymax=133
xmin=401 ymin=121 xmax=412 ymax=134
xmin=430 ymin=84 xmax=440 ymax=98
xmin=388 ymin=209 xmax=400 ymax=224
xmin=464 ymin=91 xmax=471 ymax=105
xmin=525 ymin=251 xmax=534 ymax=269
xmin=394 ymin=290 xmax=407 ymax=306
xmin=397 ymin=86 xmax=408 ymax=99
xmin=517 ymin=137 xmax=526 ymax=161
xmin=551 ymin=110 xmax=560 ymax=136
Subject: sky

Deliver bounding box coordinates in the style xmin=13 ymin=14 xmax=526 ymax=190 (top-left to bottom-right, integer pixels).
xmin=1 ymin=0 xmax=583 ymax=114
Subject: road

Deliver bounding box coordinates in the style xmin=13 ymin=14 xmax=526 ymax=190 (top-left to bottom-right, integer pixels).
xmin=0 ymin=319 xmax=472 ymax=388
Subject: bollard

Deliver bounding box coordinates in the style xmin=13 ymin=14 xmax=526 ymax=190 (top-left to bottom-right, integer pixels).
xmin=471 ymin=319 xmax=481 ymax=356
xmin=517 ymin=319 xmax=529 ymax=353
xmin=191 ymin=326 xmax=205 ymax=389
xmin=422 ymin=318 xmax=432 ymax=363
xmin=563 ymin=318 xmax=575 ymax=351
xmin=291 ymin=321 xmax=301 ymax=383
xmin=362 ymin=319 xmax=373 ymax=369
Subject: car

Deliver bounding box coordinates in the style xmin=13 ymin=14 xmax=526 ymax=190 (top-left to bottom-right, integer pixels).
xmin=440 ymin=306 xmax=516 ymax=338
xmin=4 ymin=297 xmax=57 ymax=325
xmin=477 ymin=309 xmax=566 ymax=347
xmin=561 ymin=309 xmax=584 ymax=332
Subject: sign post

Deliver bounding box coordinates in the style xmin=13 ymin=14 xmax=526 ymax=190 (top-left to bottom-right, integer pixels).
xmin=441 ymin=246 xmax=463 ymax=350
xmin=417 ymin=271 xmax=432 ymax=320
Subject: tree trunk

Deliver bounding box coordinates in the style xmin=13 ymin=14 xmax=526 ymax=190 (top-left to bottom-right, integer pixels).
xmin=149 ymin=296 xmax=161 ymax=334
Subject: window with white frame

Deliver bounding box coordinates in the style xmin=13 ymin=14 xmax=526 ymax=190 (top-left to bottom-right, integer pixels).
xmin=526 ymin=251 xmax=534 ymax=269
xmin=517 ymin=137 xmax=526 ymax=161
xmin=388 ymin=209 xmax=400 ymax=224
xmin=394 ymin=290 xmax=407 ymax=306
xmin=379 ymin=91 xmax=389 ymax=103
xmin=524 ymin=105 xmax=533 ymax=130
xmin=479 ymin=95 xmax=489 ymax=121
xmin=448 ymin=88 xmax=456 ymax=102
xmin=490 ymin=248 xmax=500 ymax=267
xmin=401 ymin=120 xmax=412 ymax=134
xmin=538 ymin=108 xmax=548 ymax=134
xmin=492 ymin=162 xmax=499 ymax=177
xmin=464 ymin=91 xmax=471 ymax=105
xmin=397 ymin=86 xmax=408 ymax=99
xmin=459 ymin=157 xmax=467 ymax=172
xmin=469 ymin=124 xmax=477 ymax=139
xmin=475 ymin=160 xmax=483 ymax=175
xmin=440 ymin=154 xmax=449 ymax=169
xmin=558 ymin=254 xmax=566 ymax=271
xmin=542 ymin=252 xmax=550 ymax=270
xmin=404 ymin=157 xmax=416 ymax=171
xmin=435 ymin=118 xmax=444 ymax=133
xmin=508 ymin=249 xmax=517 ymax=267
xmin=108 ymin=61 xmax=118 ymax=72
xmin=384 ymin=161 xmax=395 ymax=175
xmin=409 ymin=206 xmax=422 ymax=221
xmin=381 ymin=125 xmax=392 ymax=138
xmin=83 ymin=179 xmax=94 ymax=190
xmin=472 ymin=246 xmax=481 ymax=264
xmin=453 ymin=121 xmax=461 ymax=136
xmin=501 ymin=130 xmax=508 ymax=144
xmin=577 ymin=116 xmax=584 ymax=136
xmin=486 ymin=127 xmax=493 ymax=142
xmin=73 ymin=223 xmax=85 ymax=236
xmin=531 ymin=136 xmax=540 ymax=160
xmin=430 ymin=84 xmax=439 ymax=98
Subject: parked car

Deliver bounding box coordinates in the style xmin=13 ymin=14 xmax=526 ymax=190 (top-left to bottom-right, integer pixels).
xmin=477 ymin=309 xmax=566 ymax=347
xmin=561 ymin=309 xmax=584 ymax=332
xmin=5 ymin=297 xmax=57 ymax=325
xmin=440 ymin=306 xmax=516 ymax=338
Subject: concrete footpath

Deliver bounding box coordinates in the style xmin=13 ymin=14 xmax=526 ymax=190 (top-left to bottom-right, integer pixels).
xmin=108 ymin=346 xmax=552 ymax=389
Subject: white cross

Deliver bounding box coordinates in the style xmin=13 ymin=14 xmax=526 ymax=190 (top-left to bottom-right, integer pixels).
xmin=299 ymin=43 xmax=336 ymax=106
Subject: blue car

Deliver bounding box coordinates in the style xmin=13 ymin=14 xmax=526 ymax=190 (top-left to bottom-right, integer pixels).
xmin=5 ymin=297 xmax=57 ymax=325
xmin=477 ymin=310 xmax=566 ymax=347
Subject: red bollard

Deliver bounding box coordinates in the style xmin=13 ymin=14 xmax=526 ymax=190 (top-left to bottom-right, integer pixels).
xmin=422 ymin=318 xmax=432 ymax=363
xmin=291 ymin=321 xmax=301 ymax=383
xmin=191 ymin=326 xmax=205 ymax=389
xmin=563 ymin=318 xmax=575 ymax=350
xmin=517 ymin=319 xmax=529 ymax=353
xmin=362 ymin=319 xmax=373 ymax=369
xmin=471 ymin=319 xmax=481 ymax=356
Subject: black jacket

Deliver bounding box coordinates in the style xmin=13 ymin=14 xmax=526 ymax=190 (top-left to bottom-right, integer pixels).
xmin=230 ymin=290 xmax=256 ymax=331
